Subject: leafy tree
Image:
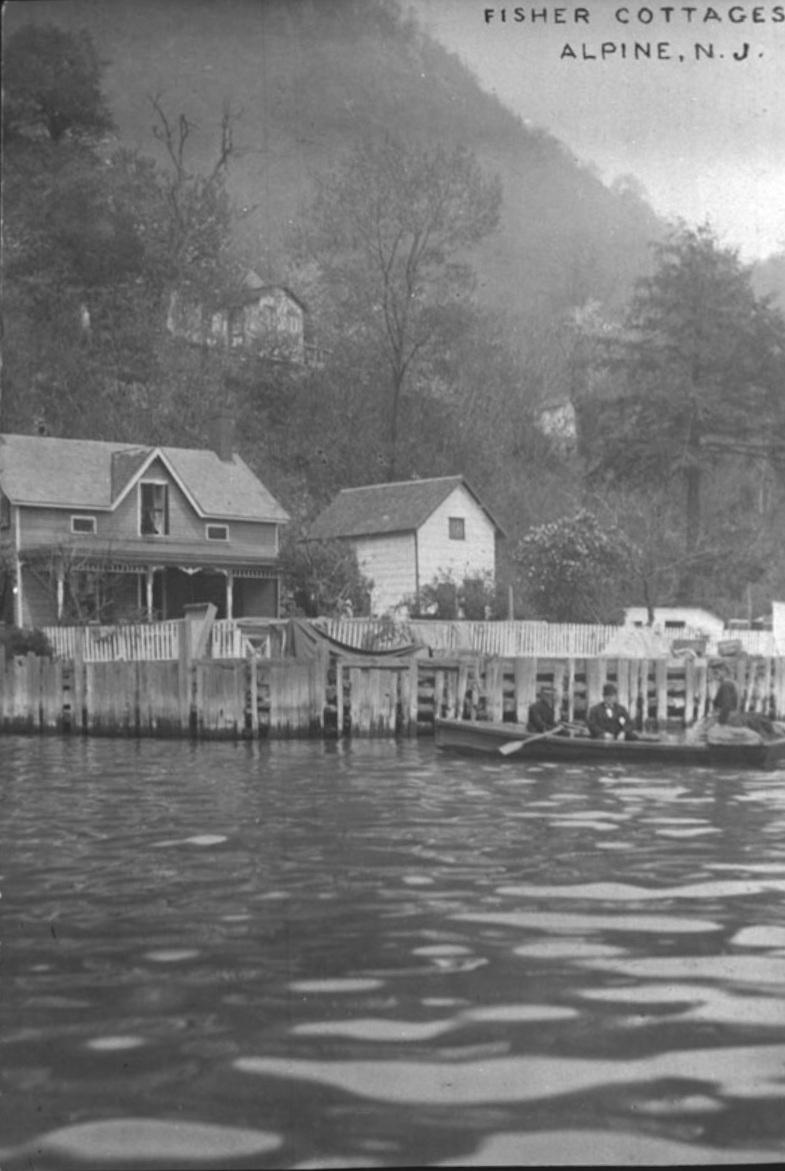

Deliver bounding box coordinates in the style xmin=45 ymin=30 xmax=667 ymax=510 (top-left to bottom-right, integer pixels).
xmin=514 ymin=510 xmax=635 ymax=623
xmin=3 ymin=22 xmax=113 ymax=143
xmin=1 ymin=78 xmax=245 ymax=442
xmin=278 ymin=532 xmax=372 ymax=617
xmin=304 ymin=134 xmax=501 ymax=477
xmin=585 ymin=226 xmax=785 ymax=591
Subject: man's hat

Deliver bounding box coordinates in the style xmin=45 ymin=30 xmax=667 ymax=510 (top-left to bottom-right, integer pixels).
xmin=602 ymin=683 xmax=617 ymax=697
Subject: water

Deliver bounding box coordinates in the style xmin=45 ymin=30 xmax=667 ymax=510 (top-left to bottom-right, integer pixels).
xmin=2 ymin=735 xmax=785 ymax=1168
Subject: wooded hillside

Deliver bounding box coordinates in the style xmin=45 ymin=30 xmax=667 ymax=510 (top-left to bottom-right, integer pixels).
xmin=3 ymin=0 xmax=784 ymax=622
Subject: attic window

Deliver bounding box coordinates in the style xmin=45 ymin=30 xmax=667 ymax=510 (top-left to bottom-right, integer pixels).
xmin=140 ymin=482 xmax=169 ymax=536
xmin=448 ymin=517 xmax=466 ymax=541
xmin=71 ymin=515 xmax=97 ymax=535
xmin=206 ymin=523 xmax=229 ymax=541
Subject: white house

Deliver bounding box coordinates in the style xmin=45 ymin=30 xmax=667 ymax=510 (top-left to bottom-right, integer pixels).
xmin=307 ymin=476 xmax=504 ymax=616
xmin=623 ymin=606 xmax=725 ymax=639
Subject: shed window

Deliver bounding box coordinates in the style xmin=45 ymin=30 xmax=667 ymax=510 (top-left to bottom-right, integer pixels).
xmin=448 ymin=517 xmax=466 ymax=540
xmin=206 ymin=523 xmax=229 ymax=541
xmin=140 ymin=482 xmax=169 ymax=535
xmin=71 ymin=515 xmax=97 ymax=535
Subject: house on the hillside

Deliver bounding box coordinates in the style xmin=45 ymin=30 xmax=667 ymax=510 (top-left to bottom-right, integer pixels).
xmin=0 ymin=421 xmax=289 ymax=627
xmin=307 ymin=476 xmax=504 ymax=616
xmin=166 ymin=270 xmax=321 ymax=366
xmin=623 ymin=606 xmax=725 ymax=638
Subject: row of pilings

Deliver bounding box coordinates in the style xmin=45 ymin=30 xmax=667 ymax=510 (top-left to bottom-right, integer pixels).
xmin=2 ymin=646 xmax=784 ymax=740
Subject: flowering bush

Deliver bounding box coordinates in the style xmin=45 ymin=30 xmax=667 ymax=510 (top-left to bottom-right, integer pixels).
xmin=515 ymin=510 xmax=635 ymax=622
xmin=407 ymin=569 xmax=506 ymax=620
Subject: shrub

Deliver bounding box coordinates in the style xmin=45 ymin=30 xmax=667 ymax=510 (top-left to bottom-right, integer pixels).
xmin=0 ymin=625 xmax=54 ymax=657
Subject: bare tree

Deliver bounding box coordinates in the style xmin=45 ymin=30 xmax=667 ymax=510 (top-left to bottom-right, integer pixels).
xmin=307 ymin=135 xmax=501 ymax=478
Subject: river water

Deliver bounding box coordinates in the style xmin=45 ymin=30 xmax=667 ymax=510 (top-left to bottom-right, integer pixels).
xmin=2 ymin=734 xmax=785 ymax=1168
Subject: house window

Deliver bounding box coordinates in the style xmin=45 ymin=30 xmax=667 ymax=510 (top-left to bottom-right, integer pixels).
xmin=206 ymin=523 xmax=229 ymax=541
xmin=71 ymin=515 xmax=97 ymax=535
xmin=140 ymin=482 xmax=169 ymax=535
xmin=448 ymin=517 xmax=466 ymax=540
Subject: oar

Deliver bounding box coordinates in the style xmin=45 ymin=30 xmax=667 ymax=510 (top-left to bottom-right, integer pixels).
xmin=499 ymin=723 xmax=565 ymax=756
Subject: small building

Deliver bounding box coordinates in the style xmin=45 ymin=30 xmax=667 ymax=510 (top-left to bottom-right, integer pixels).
xmin=538 ymin=397 xmax=577 ymax=447
xmin=307 ymin=476 xmax=504 ymax=616
xmin=0 ymin=423 xmax=288 ymax=627
xmin=623 ymin=606 xmax=725 ymax=639
xmin=166 ymin=271 xmax=317 ymax=365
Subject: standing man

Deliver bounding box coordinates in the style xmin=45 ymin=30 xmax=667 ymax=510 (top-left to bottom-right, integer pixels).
xmin=712 ymin=661 xmax=739 ymax=725
xmin=587 ymin=683 xmax=637 ymax=740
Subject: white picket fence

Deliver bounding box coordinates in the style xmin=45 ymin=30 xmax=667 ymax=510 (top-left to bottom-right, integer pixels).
xmin=320 ymin=618 xmax=784 ymax=659
xmin=321 ymin=618 xmax=622 ymax=656
xmin=43 ymin=619 xmax=257 ymax=662
xmin=40 ymin=617 xmax=785 ymax=663
xmin=43 ymin=621 xmax=182 ymax=662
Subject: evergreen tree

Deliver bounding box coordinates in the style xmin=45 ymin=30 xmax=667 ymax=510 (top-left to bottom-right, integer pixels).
xmin=586 ymin=225 xmax=785 ymax=596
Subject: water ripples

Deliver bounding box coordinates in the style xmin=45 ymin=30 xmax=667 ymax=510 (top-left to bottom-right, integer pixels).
xmin=2 ymin=735 xmax=785 ymax=1167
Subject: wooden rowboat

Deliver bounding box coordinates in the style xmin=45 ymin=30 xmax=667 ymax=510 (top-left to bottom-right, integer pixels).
xmin=434 ymin=717 xmax=785 ymax=771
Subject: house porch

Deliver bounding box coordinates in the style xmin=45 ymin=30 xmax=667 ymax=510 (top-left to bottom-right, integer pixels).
xmin=13 ymin=553 xmax=280 ymax=626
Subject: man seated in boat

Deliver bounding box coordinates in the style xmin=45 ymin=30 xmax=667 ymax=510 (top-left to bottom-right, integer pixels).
xmin=587 ymin=683 xmax=638 ymax=741
xmin=527 ymin=685 xmax=557 ymax=733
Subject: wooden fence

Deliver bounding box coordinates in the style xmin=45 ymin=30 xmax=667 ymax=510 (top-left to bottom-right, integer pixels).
xmin=3 ymin=646 xmax=784 ymax=741
xmin=320 ymin=617 xmax=784 ymax=659
xmin=40 ymin=617 xmax=785 ymax=665
xmin=42 ymin=619 xmax=263 ymax=663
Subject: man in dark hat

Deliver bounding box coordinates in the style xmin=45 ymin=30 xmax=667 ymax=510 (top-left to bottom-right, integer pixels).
xmin=587 ymin=682 xmax=637 ymax=740
xmin=711 ymin=661 xmax=739 ymax=725
xmin=527 ymin=685 xmax=557 ymax=734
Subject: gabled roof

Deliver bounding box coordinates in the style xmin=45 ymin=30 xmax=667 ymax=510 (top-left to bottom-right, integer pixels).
xmin=308 ymin=476 xmax=504 ymax=540
xmin=227 ymin=283 xmax=307 ymax=313
xmin=0 ymin=433 xmax=289 ymax=524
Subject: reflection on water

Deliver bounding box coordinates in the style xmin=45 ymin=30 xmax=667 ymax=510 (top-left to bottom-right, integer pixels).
xmin=2 ymin=735 xmax=785 ymax=1167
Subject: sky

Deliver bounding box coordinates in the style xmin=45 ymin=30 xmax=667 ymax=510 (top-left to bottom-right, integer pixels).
xmin=410 ymin=0 xmax=785 ymax=260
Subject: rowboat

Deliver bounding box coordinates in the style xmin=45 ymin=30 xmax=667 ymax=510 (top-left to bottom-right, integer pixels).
xmin=433 ymin=717 xmax=785 ymax=771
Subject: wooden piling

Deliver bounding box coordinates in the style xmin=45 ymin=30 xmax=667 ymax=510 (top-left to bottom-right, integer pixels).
xmin=513 ymin=656 xmax=537 ymax=724
xmin=5 ymin=646 xmax=785 ymax=743
xmin=397 ymin=659 xmax=418 ymax=734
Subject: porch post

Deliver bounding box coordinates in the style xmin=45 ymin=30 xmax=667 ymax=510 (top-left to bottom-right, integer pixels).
xmin=225 ymin=570 xmax=234 ymax=621
xmin=14 ymin=556 xmax=24 ymax=627
xmin=13 ymin=505 xmax=24 ymax=626
xmin=56 ymin=565 xmax=65 ymax=621
xmin=145 ymin=567 xmax=155 ymax=621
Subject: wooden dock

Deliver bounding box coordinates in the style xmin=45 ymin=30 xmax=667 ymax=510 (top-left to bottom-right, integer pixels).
xmin=2 ymin=646 xmax=785 ymax=741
